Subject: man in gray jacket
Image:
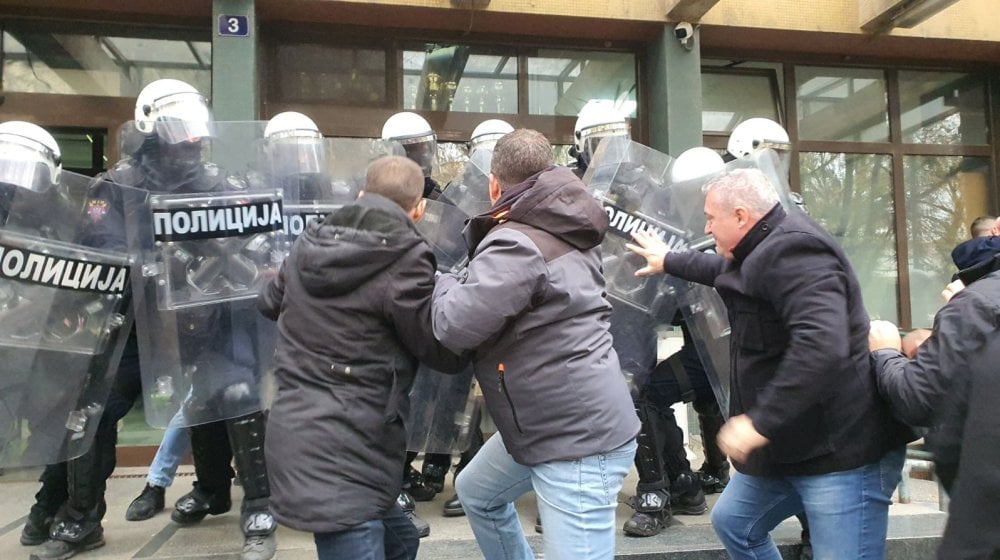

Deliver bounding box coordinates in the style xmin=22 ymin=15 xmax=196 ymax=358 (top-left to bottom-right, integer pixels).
xmin=431 ymin=129 xmax=640 ymax=560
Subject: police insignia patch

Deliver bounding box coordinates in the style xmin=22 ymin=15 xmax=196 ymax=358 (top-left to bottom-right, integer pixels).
xmin=86 ymin=198 xmax=109 ymax=222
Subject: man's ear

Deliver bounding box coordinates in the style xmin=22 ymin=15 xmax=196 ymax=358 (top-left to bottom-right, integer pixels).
xmin=409 ymin=197 xmax=427 ymax=222
xmin=734 ymin=206 xmax=751 ymax=228
xmin=488 ymin=174 xmax=502 ymax=205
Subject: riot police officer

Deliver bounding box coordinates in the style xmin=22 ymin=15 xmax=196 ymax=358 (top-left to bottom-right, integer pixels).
xmin=382 ymin=111 xmax=441 ymax=200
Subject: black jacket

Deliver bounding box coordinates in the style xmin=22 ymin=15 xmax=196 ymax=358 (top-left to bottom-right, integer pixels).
xmin=874 ymin=257 xmax=1000 ymax=559
xmin=665 ymin=204 xmax=913 ymax=476
xmin=257 ymin=193 xmax=465 ymax=533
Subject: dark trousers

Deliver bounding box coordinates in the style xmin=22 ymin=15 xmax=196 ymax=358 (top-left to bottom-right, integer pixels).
xmin=313 ymin=504 xmax=418 ymax=560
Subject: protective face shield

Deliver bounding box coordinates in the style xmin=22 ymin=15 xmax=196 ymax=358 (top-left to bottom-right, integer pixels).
xmin=382 ymin=112 xmax=437 ymax=177
xmin=726 ymin=118 xmax=789 ymax=160
xmin=264 ymin=111 xmax=324 ymax=178
xmin=574 ymin=100 xmax=630 ymax=169
xmin=134 ymin=79 xmax=215 ymax=145
xmin=0 ymin=121 xmax=62 ymax=193
xmin=468 ymin=119 xmax=514 ymax=154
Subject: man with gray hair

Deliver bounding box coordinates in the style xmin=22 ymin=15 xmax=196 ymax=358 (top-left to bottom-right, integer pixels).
xmin=431 ymin=129 xmax=639 ymax=560
xmin=628 ymin=168 xmax=913 ymax=559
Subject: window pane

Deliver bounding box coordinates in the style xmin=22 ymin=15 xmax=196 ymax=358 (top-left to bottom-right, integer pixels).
xmin=796 ymin=67 xmax=888 ymax=142
xmin=2 ymin=30 xmax=210 ymax=97
xmin=905 ymin=155 xmax=992 ymax=326
xmin=274 ymin=44 xmax=386 ymax=106
xmin=403 ymin=46 xmax=516 ymax=113
xmin=702 ymin=71 xmax=781 ymax=133
xmin=527 ymin=49 xmax=636 ymax=117
xmin=899 ymin=71 xmax=988 ymax=145
xmin=799 ymin=152 xmax=898 ymax=323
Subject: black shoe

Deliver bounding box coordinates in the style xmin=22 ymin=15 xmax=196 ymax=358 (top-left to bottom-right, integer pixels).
xmin=403 ymin=465 xmax=437 ymax=502
xmin=20 ymin=509 xmax=53 ymax=546
xmin=442 ymin=494 xmax=465 ymax=517
xmin=397 ymin=492 xmax=430 ymax=538
xmin=670 ymin=473 xmax=708 ymax=515
xmin=623 ymin=509 xmax=669 ymax=537
xmin=534 ymin=516 xmax=542 ymax=534
xmin=126 ymin=484 xmax=165 ymax=521
xmin=171 ymin=485 xmax=232 ymax=525
xmin=29 ymin=527 xmax=105 ymax=560
xmin=695 ymin=461 xmax=731 ymax=494
xmin=422 ymin=462 xmax=448 ymax=494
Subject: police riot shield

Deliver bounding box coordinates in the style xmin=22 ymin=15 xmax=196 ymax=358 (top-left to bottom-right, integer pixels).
xmin=415 ymin=199 xmax=470 ymax=273
xmin=583 ymin=136 xmax=703 ymax=316
xmin=119 ymin=121 xmax=284 ymax=428
xmin=725 ymin=146 xmax=800 ymax=216
xmin=439 ymin=149 xmax=493 ymax=217
xmin=0 ymin=169 xmax=133 ymax=467
xmin=674 ymin=280 xmax=732 ymax=418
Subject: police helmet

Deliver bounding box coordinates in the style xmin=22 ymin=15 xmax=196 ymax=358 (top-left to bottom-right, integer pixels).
xmin=574 ymin=100 xmax=630 ymax=169
xmin=134 ymin=79 xmax=214 ymax=145
xmin=0 ymin=121 xmax=62 ymax=192
xmin=469 ymin=119 xmax=514 ymax=154
xmin=726 ymin=118 xmax=789 ymax=160
xmin=670 ymin=147 xmax=725 ymax=184
xmin=382 ymin=111 xmax=436 ymax=176
xmin=265 ymin=111 xmax=324 ymax=177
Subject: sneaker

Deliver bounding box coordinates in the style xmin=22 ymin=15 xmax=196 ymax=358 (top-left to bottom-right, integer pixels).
xmin=241 ymin=533 xmax=277 ymax=560
xmin=126 ymin=484 xmax=165 ymax=521
xmin=29 ymin=528 xmax=105 ymax=560
xmin=20 ymin=511 xmax=53 ymax=546
xmin=623 ymin=509 xmax=669 ymax=537
xmin=171 ymin=485 xmax=232 ymax=525
xmin=442 ymin=494 xmax=465 ymax=517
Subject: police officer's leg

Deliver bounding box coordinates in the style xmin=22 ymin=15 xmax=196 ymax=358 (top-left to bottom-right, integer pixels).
xmin=443 ymin=407 xmax=484 ymax=517
xmin=227 ymin=411 xmax=276 ymax=560
xmin=21 ymin=462 xmax=68 ymax=546
xmin=693 ymin=396 xmax=730 ymax=493
xmin=623 ymin=393 xmax=671 ymax=537
xmin=172 ymin=420 xmax=233 ymax=525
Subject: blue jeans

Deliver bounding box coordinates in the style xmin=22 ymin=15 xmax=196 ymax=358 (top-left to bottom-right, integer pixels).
xmin=711 ymin=447 xmax=906 ymax=560
xmin=313 ymin=503 xmax=418 ymax=560
xmin=147 ymin=408 xmax=191 ymax=488
xmin=456 ymin=433 xmax=637 ymax=560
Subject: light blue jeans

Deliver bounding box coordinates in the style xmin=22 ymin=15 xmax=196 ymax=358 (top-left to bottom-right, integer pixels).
xmin=711 ymin=447 xmax=906 ymax=560
xmin=147 ymin=408 xmax=191 ymax=488
xmin=455 ymin=433 xmax=636 ymax=560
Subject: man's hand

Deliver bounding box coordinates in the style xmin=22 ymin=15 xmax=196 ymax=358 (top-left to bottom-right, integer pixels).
xmin=717 ymin=414 xmax=769 ymax=464
xmin=625 ymin=229 xmax=668 ymax=277
xmin=868 ymin=319 xmax=902 ymax=352
xmin=942 ymin=279 xmax=965 ymax=302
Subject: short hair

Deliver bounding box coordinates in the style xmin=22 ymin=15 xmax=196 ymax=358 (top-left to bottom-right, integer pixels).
xmin=491 ymin=129 xmax=553 ymax=189
xmin=970 ymin=215 xmax=996 ymax=238
xmin=363 ymin=156 xmax=424 ymax=211
xmin=706 ymin=168 xmax=781 ymax=217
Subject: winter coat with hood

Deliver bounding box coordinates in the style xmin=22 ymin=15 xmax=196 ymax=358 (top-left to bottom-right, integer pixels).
xmin=432 ymin=165 xmax=640 ymax=466
xmin=257 ymin=192 xmax=465 ymax=534
xmin=874 ymin=255 xmax=1000 ymax=559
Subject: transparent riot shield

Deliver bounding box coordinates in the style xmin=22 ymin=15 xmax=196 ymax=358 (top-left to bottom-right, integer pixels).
xmin=415 ymin=199 xmax=469 ymax=273
xmin=583 ymin=137 xmax=700 ymax=316
xmin=119 ymin=121 xmax=283 ymax=428
xmin=724 ymin=146 xmax=800 ymax=215
xmin=0 ymin=170 xmax=133 ymax=467
xmin=439 ymin=149 xmax=493 ymax=217
xmin=674 ymin=280 xmax=732 ymax=418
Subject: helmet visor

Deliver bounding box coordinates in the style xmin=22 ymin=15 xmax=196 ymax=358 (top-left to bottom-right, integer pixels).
xmin=150 ymin=92 xmax=215 ymax=144
xmin=0 ymin=136 xmax=59 ymax=192
xmin=579 ymin=122 xmax=630 ymax=166
xmin=400 ymin=135 xmax=437 ymax=177
xmin=268 ymin=133 xmax=324 ymax=177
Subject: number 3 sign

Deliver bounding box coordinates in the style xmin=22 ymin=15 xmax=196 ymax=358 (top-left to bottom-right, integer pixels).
xmin=218 ymin=15 xmax=249 ymax=37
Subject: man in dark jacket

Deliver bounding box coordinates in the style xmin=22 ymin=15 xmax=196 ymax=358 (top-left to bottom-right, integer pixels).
xmin=628 ymin=168 xmax=913 ymax=559
xmin=870 ymin=254 xmax=1000 ymax=559
xmin=257 ymin=156 xmax=465 ymax=560
xmin=431 ymin=129 xmax=640 ymax=560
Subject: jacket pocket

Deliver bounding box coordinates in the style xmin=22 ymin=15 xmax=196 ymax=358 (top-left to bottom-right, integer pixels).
xmin=759 ymin=389 xmax=834 ymax=464
xmin=733 ymin=300 xmax=784 ymax=354
xmin=498 ymin=363 xmax=524 ymax=434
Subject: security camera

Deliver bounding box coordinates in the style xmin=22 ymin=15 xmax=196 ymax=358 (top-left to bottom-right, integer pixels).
xmin=674 ymin=22 xmax=694 ymax=50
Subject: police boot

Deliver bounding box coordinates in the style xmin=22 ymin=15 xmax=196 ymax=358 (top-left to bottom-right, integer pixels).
xmin=125 ymin=484 xmax=165 ymax=521
xmin=397 ymin=492 xmax=430 ymax=538
xmin=421 ymin=457 xmax=449 ymax=495
xmin=670 ymin=473 xmax=707 ymax=515
xmin=442 ymin=494 xmax=464 ymax=517
xmin=21 ymin=504 xmax=55 ymax=546
xmin=227 ymin=413 xmax=276 ymax=560
xmin=403 ymin=464 xmax=436 ymax=502
xmin=31 ymin=449 xmax=107 ymax=559
xmin=23 ymin=462 xmax=69 ymax=546
xmin=240 ymin=498 xmax=277 ymax=560
xmin=623 ymin=489 xmax=671 ymax=537
xmin=696 ymin=408 xmax=730 ymax=494
xmin=172 ymin=482 xmax=232 ymax=525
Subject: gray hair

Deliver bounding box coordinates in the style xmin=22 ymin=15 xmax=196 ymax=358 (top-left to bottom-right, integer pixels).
xmin=491 ymin=129 xmax=553 ymax=189
xmin=705 ymin=168 xmax=780 ymax=217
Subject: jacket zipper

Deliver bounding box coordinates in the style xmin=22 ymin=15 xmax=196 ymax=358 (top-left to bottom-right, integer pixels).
xmin=498 ymin=363 xmax=524 ymax=434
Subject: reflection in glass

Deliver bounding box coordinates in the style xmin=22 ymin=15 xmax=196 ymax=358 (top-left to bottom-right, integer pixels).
xmin=796 ymin=67 xmax=888 ymax=142
xmin=904 ymin=155 xmax=992 ymax=326
xmin=527 ymin=50 xmax=636 ymax=117
xmin=899 ymin=71 xmax=988 ymax=145
xmin=799 ymin=152 xmax=898 ymax=323
xmin=2 ymin=30 xmax=210 ymax=97
xmin=702 ymin=70 xmax=782 ymax=133
xmin=403 ymin=46 xmax=516 ymax=113
xmin=274 ymin=44 xmax=386 ymax=105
